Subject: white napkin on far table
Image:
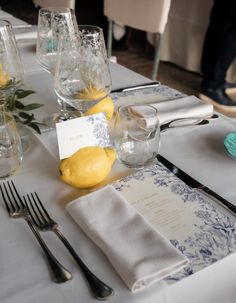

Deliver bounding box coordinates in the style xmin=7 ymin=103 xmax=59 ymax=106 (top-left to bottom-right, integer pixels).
xmin=66 ymin=185 xmax=189 ymax=292
xmin=130 ymin=95 xmax=213 ymax=125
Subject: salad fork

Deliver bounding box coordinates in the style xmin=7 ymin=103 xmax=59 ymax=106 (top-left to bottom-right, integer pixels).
xmin=0 ymin=180 xmax=72 ymax=283
xmin=25 ymin=192 xmax=114 ymax=301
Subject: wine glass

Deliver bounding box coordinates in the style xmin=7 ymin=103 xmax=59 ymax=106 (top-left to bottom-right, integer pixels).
xmin=0 ymin=20 xmax=24 ymax=110
xmin=36 ymin=7 xmax=78 ymax=127
xmin=0 ymin=111 xmax=23 ymax=178
xmin=0 ymin=19 xmax=25 ymax=158
xmin=54 ymin=25 xmax=112 ymax=115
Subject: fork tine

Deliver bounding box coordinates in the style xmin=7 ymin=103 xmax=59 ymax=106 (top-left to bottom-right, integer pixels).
xmin=2 ymin=181 xmax=28 ymax=214
xmin=34 ymin=192 xmax=52 ymax=221
xmin=26 ymin=194 xmax=43 ymax=226
xmin=9 ymin=180 xmax=24 ymax=208
xmin=0 ymin=183 xmax=11 ymax=213
xmin=23 ymin=195 xmax=36 ymax=224
xmin=3 ymin=181 xmax=20 ymax=211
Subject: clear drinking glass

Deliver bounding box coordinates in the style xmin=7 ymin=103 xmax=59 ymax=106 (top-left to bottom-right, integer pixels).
xmin=0 ymin=20 xmax=24 ymax=109
xmin=113 ymin=105 xmax=160 ymax=169
xmin=0 ymin=111 xmax=23 ymax=178
xmin=36 ymin=7 xmax=78 ymax=126
xmin=0 ymin=20 xmax=26 ymax=153
xmin=54 ymin=25 xmax=112 ymax=115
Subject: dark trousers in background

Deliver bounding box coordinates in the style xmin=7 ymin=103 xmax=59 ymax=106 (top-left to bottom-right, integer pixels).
xmin=201 ymin=0 xmax=236 ymax=89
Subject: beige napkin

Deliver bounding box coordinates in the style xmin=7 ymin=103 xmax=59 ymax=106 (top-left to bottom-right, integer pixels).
xmin=66 ymin=185 xmax=189 ymax=292
xmin=130 ymin=95 xmax=213 ymax=125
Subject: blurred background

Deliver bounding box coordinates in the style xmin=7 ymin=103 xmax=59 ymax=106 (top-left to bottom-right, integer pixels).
xmin=0 ymin=0 xmax=202 ymax=96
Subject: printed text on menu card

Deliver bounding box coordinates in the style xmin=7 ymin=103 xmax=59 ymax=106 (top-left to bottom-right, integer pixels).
xmin=116 ymin=176 xmax=200 ymax=241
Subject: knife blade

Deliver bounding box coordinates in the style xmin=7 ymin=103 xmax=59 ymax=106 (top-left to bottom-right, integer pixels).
xmin=160 ymin=114 xmax=218 ymax=132
xmin=111 ymin=81 xmax=160 ymax=93
xmin=157 ymin=154 xmax=236 ymax=215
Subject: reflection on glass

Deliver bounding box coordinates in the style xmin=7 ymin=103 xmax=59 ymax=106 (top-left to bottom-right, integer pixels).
xmin=0 ymin=111 xmax=23 ymax=178
xmin=0 ymin=20 xmax=24 ymax=110
xmin=114 ymin=105 xmax=160 ymax=169
xmin=54 ymin=25 xmax=111 ymax=115
xmin=36 ymin=7 xmax=78 ymax=126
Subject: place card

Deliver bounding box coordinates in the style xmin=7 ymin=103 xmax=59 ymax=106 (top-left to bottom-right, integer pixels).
xmin=56 ymin=113 xmax=111 ymax=160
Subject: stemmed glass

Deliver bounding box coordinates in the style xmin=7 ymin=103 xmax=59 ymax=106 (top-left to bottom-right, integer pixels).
xmin=54 ymin=25 xmax=112 ymax=115
xmin=36 ymin=7 xmax=78 ymax=127
xmin=0 ymin=20 xmax=24 ymax=110
xmin=0 ymin=112 xmax=23 ymax=178
xmin=0 ymin=20 xmax=23 ymax=177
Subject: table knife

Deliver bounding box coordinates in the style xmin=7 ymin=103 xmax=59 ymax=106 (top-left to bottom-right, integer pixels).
xmin=111 ymin=81 xmax=160 ymax=93
xmin=157 ymin=154 xmax=236 ymax=215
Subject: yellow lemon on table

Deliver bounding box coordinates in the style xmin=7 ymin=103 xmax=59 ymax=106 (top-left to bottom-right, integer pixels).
xmin=59 ymin=146 xmax=116 ymax=189
xmin=84 ymin=96 xmax=114 ymax=120
xmin=76 ymin=84 xmax=107 ymax=100
xmin=0 ymin=63 xmax=10 ymax=87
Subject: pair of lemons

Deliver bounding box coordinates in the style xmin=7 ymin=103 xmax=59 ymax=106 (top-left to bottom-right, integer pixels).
xmin=60 ymin=86 xmax=116 ymax=189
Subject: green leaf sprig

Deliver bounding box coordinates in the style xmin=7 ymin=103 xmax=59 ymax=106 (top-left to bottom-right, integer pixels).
xmin=5 ymin=88 xmax=45 ymax=134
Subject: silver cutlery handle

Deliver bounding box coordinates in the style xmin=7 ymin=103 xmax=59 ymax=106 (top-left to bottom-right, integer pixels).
xmin=111 ymin=81 xmax=160 ymax=93
xmin=160 ymin=114 xmax=218 ymax=132
xmin=160 ymin=119 xmax=209 ymax=132
xmin=25 ymin=217 xmax=72 ymax=283
xmin=54 ymin=228 xmax=114 ymax=300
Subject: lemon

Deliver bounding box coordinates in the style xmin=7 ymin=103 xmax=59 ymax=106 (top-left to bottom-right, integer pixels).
xmin=84 ymin=96 xmax=114 ymax=120
xmin=75 ymin=84 xmax=114 ymax=120
xmin=76 ymin=84 xmax=106 ymax=101
xmin=0 ymin=63 xmax=10 ymax=87
xmin=59 ymin=146 xmax=116 ymax=189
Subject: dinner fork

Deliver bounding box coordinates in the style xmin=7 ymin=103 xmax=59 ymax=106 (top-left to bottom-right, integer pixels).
xmin=0 ymin=180 xmax=72 ymax=283
xmin=25 ymin=192 xmax=114 ymax=301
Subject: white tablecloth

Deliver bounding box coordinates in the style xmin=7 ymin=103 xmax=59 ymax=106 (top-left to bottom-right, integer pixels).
xmin=0 ymin=10 xmax=29 ymax=27
xmin=1 ymin=10 xmax=236 ymax=303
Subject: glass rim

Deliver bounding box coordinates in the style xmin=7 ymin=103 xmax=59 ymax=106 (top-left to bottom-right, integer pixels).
xmin=0 ymin=19 xmax=12 ymax=28
xmin=39 ymin=7 xmax=74 ymax=13
xmin=77 ymin=24 xmax=103 ymax=33
xmin=118 ymin=104 xmax=159 ymax=119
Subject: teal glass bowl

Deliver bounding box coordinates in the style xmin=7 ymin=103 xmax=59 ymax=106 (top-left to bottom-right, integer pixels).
xmin=224 ymin=132 xmax=236 ymax=160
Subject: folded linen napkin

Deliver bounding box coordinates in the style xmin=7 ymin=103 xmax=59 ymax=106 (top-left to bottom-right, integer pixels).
xmin=66 ymin=185 xmax=189 ymax=292
xmin=130 ymin=95 xmax=213 ymax=125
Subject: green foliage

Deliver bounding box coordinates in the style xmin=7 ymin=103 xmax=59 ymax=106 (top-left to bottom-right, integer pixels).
xmin=5 ymin=88 xmax=44 ymax=134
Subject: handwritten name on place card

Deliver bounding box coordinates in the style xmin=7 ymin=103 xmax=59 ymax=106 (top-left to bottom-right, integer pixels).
xmin=56 ymin=113 xmax=111 ymax=160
